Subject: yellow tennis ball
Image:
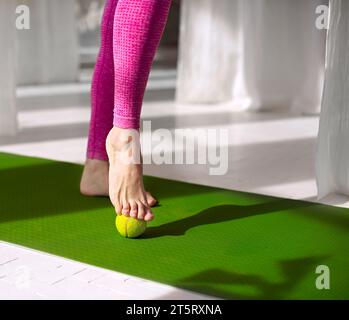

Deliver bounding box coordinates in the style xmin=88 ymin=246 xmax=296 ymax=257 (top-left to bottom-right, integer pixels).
xmin=115 ymin=215 xmax=147 ymax=238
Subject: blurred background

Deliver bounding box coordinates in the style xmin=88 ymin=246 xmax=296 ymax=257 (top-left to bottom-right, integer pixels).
xmin=77 ymin=0 xmax=179 ymax=67
xmin=2 ymin=0 xmax=344 ymax=205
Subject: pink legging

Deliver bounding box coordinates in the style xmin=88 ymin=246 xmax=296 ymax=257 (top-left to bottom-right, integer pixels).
xmin=87 ymin=0 xmax=172 ymax=161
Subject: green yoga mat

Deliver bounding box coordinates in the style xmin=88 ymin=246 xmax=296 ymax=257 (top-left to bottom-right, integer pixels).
xmin=0 ymin=152 xmax=349 ymax=299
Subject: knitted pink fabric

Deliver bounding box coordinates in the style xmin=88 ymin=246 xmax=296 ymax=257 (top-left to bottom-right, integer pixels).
xmin=87 ymin=0 xmax=171 ymax=161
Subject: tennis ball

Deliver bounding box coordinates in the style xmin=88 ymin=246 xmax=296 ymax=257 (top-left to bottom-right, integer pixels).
xmin=115 ymin=215 xmax=147 ymax=238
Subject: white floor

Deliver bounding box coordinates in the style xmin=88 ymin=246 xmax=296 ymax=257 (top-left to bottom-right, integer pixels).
xmin=1 ymin=69 xmax=349 ymax=299
xmin=0 ymin=242 xmax=211 ymax=300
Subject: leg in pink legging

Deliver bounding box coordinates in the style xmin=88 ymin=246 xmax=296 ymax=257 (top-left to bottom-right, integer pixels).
xmin=112 ymin=0 xmax=172 ymax=129
xmin=81 ymin=0 xmax=171 ymax=221
xmin=87 ymin=0 xmax=118 ymax=162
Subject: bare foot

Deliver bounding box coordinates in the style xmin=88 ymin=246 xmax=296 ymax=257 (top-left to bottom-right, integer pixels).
xmin=80 ymin=157 xmax=157 ymax=207
xmin=106 ymin=126 xmax=155 ymax=221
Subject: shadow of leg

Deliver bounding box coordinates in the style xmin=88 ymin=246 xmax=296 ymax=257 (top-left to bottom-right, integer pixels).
xmin=143 ymin=199 xmax=314 ymax=239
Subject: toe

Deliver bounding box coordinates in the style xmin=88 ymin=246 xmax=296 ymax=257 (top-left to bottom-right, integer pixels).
xmin=115 ymin=202 xmax=122 ymax=215
xmin=145 ymin=192 xmax=157 ymax=207
xmin=122 ymin=202 xmax=130 ymax=216
xmin=130 ymin=201 xmax=138 ymax=218
xmin=137 ymin=202 xmax=146 ymax=220
xmin=144 ymin=207 xmax=154 ymax=222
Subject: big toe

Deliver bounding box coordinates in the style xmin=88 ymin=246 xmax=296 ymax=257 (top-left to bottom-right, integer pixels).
xmin=122 ymin=203 xmax=131 ymax=216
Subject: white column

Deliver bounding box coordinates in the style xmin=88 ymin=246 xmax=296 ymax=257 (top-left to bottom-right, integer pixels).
xmin=176 ymin=0 xmax=239 ymax=103
xmin=238 ymin=0 xmax=327 ymax=113
xmin=316 ymin=0 xmax=349 ymax=198
xmin=17 ymin=0 xmax=79 ymax=85
xmin=176 ymin=0 xmax=327 ymax=114
xmin=0 ymin=1 xmax=18 ymax=136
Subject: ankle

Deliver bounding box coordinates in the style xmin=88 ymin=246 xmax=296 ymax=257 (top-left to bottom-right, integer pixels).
xmin=107 ymin=126 xmax=140 ymax=151
xmin=106 ymin=127 xmax=142 ymax=165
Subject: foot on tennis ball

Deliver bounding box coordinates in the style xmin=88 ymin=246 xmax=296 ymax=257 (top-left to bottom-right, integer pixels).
xmin=115 ymin=214 xmax=147 ymax=238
